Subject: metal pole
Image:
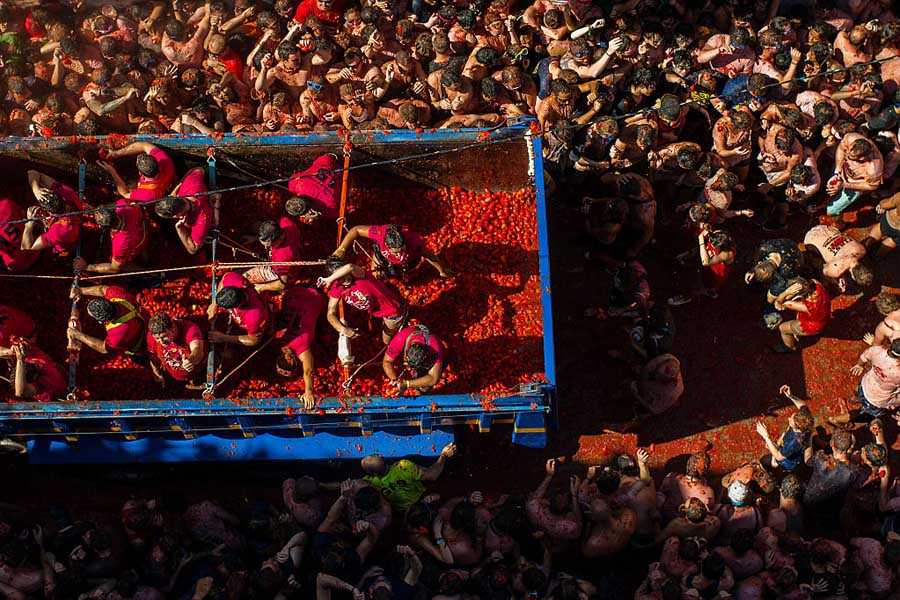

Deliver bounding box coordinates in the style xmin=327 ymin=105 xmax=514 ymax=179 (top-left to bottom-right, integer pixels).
xmin=203 ymin=151 xmax=219 ymax=399
xmin=337 ymin=145 xmax=352 ymax=383
xmin=66 ymin=158 xmax=86 ymax=399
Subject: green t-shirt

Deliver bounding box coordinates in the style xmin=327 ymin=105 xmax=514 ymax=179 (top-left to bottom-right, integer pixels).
xmin=366 ymin=459 xmax=425 ymax=512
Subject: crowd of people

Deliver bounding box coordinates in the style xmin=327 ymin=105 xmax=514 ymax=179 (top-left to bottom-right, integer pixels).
xmin=10 ymin=0 xmax=900 ymax=596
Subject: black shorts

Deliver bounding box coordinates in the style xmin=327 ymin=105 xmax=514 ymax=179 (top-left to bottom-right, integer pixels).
xmin=880 ymin=210 xmax=900 ymax=242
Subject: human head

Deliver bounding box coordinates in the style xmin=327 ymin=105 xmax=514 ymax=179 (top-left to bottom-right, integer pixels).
xmin=275 ymin=347 xmax=298 ymax=378
xmin=594 ymin=466 xmax=621 ymax=494
xmin=361 ymin=454 xmax=388 ymax=476
xmin=686 ymin=452 xmax=710 ymax=478
xmin=136 ymin=153 xmax=159 ymax=178
xmin=155 ymin=196 xmax=189 ymax=219
xmin=257 ymin=220 xmax=284 ymax=249
xmin=701 ymin=554 xmax=726 ymax=580
xmin=848 ymin=138 xmax=873 ymax=161
xmin=774 ymin=128 xmax=796 ymax=152
xmin=730 ymin=27 xmax=751 ymax=48
xmin=216 ymin=285 xmax=246 ymax=310
xmin=148 ymin=312 xmax=177 ymax=346
xmin=875 ymin=292 xmax=900 ymax=316
xmin=849 ymin=24 xmax=867 ymax=47
xmin=747 ymin=73 xmax=771 ymax=99
xmin=862 ymin=442 xmax=887 ymax=467
xmin=658 ymin=94 xmax=681 ymax=122
xmin=830 ymin=429 xmax=855 ymax=453
xmin=727 ymin=480 xmax=750 ymax=506
xmin=405 ymin=342 xmax=435 ymax=374
xmin=780 ymin=474 xmax=803 ymax=501
xmin=676 ymin=147 xmax=700 ymax=170
xmin=789 ymin=407 xmax=813 ymax=433
xmin=682 ymin=497 xmax=707 ymax=523
xmin=849 ymin=262 xmax=874 ymax=287
xmin=688 ymin=202 xmax=713 ymax=224
xmin=87 ymin=298 xmax=117 ymax=323
xmin=615 ymin=454 xmax=638 ymax=477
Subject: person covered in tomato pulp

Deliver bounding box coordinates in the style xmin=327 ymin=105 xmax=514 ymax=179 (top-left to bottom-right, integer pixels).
xmin=382 ymin=324 xmax=445 ymax=394
xmin=146 ymin=312 xmax=207 ymax=387
xmin=318 ymin=257 xmax=407 ymax=345
xmin=207 ymin=271 xmax=271 ymax=347
xmin=335 ymin=223 xmax=453 ymax=280
xmin=285 ymin=153 xmax=342 ymax=223
xmin=274 ymin=285 xmax=326 ymax=409
xmin=19 ymin=169 xmax=83 ymax=258
xmin=68 ymin=285 xmax=147 ymax=357
xmin=154 ymin=167 xmax=214 ymax=257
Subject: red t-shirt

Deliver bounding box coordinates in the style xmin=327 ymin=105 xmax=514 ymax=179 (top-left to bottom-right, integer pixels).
xmin=103 ymin=286 xmax=145 ymax=353
xmin=0 ymin=305 xmax=35 ymax=346
xmin=178 ymin=170 xmax=212 ymax=247
xmin=146 ymin=319 xmax=204 ymax=381
xmin=368 ymin=225 xmax=426 ymax=267
xmin=386 ymin=325 xmax=444 ymax=365
xmin=40 ymin=182 xmax=83 ymax=256
xmin=293 ymin=0 xmax=345 ymax=27
xmin=287 ymin=154 xmax=340 ymax=220
xmin=703 ymin=239 xmax=732 ymax=289
xmin=279 ymin=286 xmax=325 ymax=356
xmin=217 ymin=48 xmax=244 ymax=81
xmin=129 ymin=147 xmax=175 ymax=202
xmin=328 ymin=272 xmax=403 ymax=318
xmin=219 ymin=271 xmax=270 ymax=337
xmin=270 ymin=217 xmax=302 ymax=276
xmin=0 ymin=199 xmax=39 ymax=272
xmin=27 ymin=347 xmax=66 ymax=399
xmin=110 ymin=198 xmax=148 ymax=264
xmin=798 ymin=280 xmax=832 ymax=335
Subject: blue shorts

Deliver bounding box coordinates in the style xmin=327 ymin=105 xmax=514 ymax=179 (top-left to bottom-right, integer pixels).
xmin=850 ymin=384 xmax=889 ymax=422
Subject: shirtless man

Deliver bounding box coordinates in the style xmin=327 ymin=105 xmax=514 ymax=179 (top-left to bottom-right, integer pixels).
xmin=581 ymin=498 xmax=636 ymax=560
xmin=802 ymin=225 xmax=871 ymax=292
xmin=525 ymin=459 xmax=581 ymax=553
xmin=864 ymin=293 xmax=900 ymax=347
xmin=610 ymin=449 xmax=659 ymax=549
xmin=758 ymin=125 xmax=803 ymax=191
xmin=654 ymin=498 xmax=722 ymax=545
xmin=766 ymin=474 xmax=805 ymax=534
xmin=712 ymin=109 xmax=754 ymax=179
xmin=658 ymin=452 xmax=717 ymax=522
xmin=826 ymin=133 xmax=884 ymax=219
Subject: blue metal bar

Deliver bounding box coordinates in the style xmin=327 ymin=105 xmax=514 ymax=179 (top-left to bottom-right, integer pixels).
xmin=204 ymin=153 xmax=219 ymax=397
xmin=66 ymin=159 xmax=86 ymax=398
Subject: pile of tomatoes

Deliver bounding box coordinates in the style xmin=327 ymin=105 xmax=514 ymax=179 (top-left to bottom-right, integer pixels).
xmin=3 ymin=178 xmax=546 ymax=404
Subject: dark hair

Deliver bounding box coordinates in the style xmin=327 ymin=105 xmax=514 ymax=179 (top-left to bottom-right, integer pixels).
xmin=405 ymin=342 xmax=434 ymax=372
xmin=457 ymin=8 xmax=476 ymax=28
xmin=730 ymin=528 xmax=755 ymax=554
xmin=688 ymin=202 xmax=713 ymax=224
xmin=810 ymin=539 xmax=835 ymax=565
xmin=774 ymin=128 xmax=796 ymax=152
xmin=216 ymin=286 xmax=246 ymax=309
xmin=354 ymin=485 xmax=381 ymax=514
xmin=792 ymin=406 xmax=814 ymax=432
xmin=521 ymin=565 xmax=547 ymax=595
xmin=450 ymin=499 xmax=478 ymax=537
xmin=790 ymin=165 xmax=812 ymax=186
xmin=94 ymin=205 xmax=117 ymax=228
xmin=285 ymin=195 xmax=312 ymax=217
xmin=550 ymin=78 xmax=571 ymax=96
xmin=676 ymin=147 xmax=700 ymax=170
xmin=136 ymin=153 xmax=159 ymax=178
xmin=730 ymin=27 xmax=751 ymax=47
xmin=658 ymin=94 xmax=681 ymax=121
xmin=831 ymin=429 xmax=854 ymax=452
xmin=678 ymin=538 xmax=701 ymax=561
xmin=863 ymin=442 xmax=887 ymax=466
xmin=850 ymin=262 xmax=874 ymax=287
xmin=474 ymin=46 xmax=499 ymax=67
xmin=595 ymin=467 xmax=621 ymax=494
xmin=155 ymin=197 xmax=188 ymax=218
xmin=87 ymin=299 xmax=117 ymax=323
xmin=779 ymin=474 xmax=803 ymax=500
xmin=258 ymin=220 xmax=283 ymax=243
xmin=615 ymin=454 xmax=639 ymax=477
xmin=148 ymin=312 xmax=173 ymax=335
xmin=481 ymin=77 xmax=500 ymax=98
xmin=383 ymin=225 xmax=405 ymax=249
xmin=850 ymin=138 xmax=873 ymax=159
xmin=686 ymin=452 xmax=710 ymax=478
xmin=38 ymin=191 xmax=63 ymax=214
xmin=165 ymin=19 xmax=185 ymax=41
xmin=324 ymin=256 xmax=347 ymax=276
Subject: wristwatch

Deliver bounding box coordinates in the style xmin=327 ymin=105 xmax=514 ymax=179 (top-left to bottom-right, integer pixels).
xmin=436 ymin=537 xmax=447 ymax=547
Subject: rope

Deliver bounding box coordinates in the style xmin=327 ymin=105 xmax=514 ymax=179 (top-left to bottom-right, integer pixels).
xmin=211 ymin=333 xmax=278 ymax=393
xmin=341 ymin=345 xmax=388 ymax=391
xmin=204 ymin=153 xmax=221 ymax=397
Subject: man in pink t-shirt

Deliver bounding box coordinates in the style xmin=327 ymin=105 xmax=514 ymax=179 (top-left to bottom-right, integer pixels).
xmin=244 ymin=219 xmax=302 ymax=293
xmin=285 ymin=154 xmax=341 ymax=222
xmin=317 ymin=260 xmax=406 ymax=344
xmin=275 ymin=286 xmax=326 ymax=408
xmin=146 ymin=312 xmax=206 ymax=386
xmin=0 ymin=305 xmax=35 ymax=348
xmin=20 ymin=171 xmax=83 ymax=258
xmin=335 ymin=224 xmax=453 ymax=279
xmin=74 ymin=199 xmax=148 ymax=275
xmin=10 ymin=343 xmax=66 ymax=400
xmin=696 ymin=28 xmax=756 ymax=79
xmin=802 ymin=225 xmax=871 ymax=292
xmin=207 ymin=271 xmax=271 ymax=347
xmin=98 ymin=142 xmax=176 ymax=203
xmin=0 ymin=199 xmax=39 ymax=273
xmin=155 ymin=168 xmax=213 ymax=256
xmin=383 ymin=324 xmax=445 ymax=394
xmin=68 ymin=285 xmax=147 ymax=356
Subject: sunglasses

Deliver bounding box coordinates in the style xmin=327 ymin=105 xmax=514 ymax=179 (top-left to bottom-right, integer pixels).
xmin=307 ymin=80 xmax=324 ymax=91
xmin=573 ymin=48 xmax=591 ymax=57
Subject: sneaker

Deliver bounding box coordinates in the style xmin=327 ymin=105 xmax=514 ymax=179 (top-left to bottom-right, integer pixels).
xmin=699 ymin=288 xmax=719 ymax=299
xmin=772 ymin=342 xmax=797 ymax=353
xmin=0 ymin=438 xmax=26 ymax=454
xmin=763 ymin=313 xmax=783 ymax=329
xmin=667 ymin=294 xmax=692 ymax=306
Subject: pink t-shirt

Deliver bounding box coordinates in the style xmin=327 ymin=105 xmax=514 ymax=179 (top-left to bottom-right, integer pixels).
xmin=28 ymin=347 xmax=66 ymax=398
xmin=219 ymin=272 xmax=269 ymax=337
xmin=104 ymin=286 xmax=145 ymax=353
xmin=129 ymin=147 xmax=175 ymax=202
xmin=279 ymin=286 xmax=325 ymax=356
xmin=328 ymin=272 xmax=403 ymax=318
xmin=0 ymin=199 xmax=39 ymax=272
xmin=287 ymin=154 xmax=341 ymax=220
xmin=704 ymin=34 xmax=756 ymax=77
xmin=40 ymin=182 xmax=82 ymax=256
xmin=385 ymin=325 xmax=444 ymax=365
xmin=368 ymin=225 xmax=426 ymax=267
xmin=111 ymin=198 xmax=147 ymax=264
xmin=178 ymin=170 xmax=212 ymax=247
xmin=270 ymin=217 xmax=302 ymax=276
xmin=804 ymin=225 xmax=866 ymax=279
xmin=860 ymin=345 xmax=900 ymax=409
xmin=0 ymin=304 xmax=35 ymax=346
xmin=145 ymin=319 xmax=203 ymax=381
